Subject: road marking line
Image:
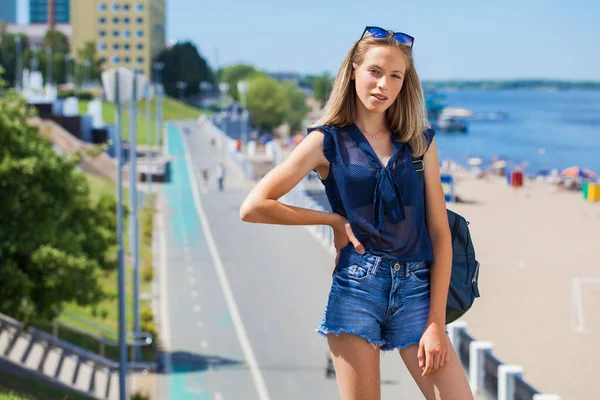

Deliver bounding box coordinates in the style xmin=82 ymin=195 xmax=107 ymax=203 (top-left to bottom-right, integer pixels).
xmin=181 ymin=128 xmax=272 ymax=400
xmin=189 ymin=277 xmax=196 ymax=284
xmin=194 ymin=305 xmax=201 ymax=313
xmin=191 ymin=290 xmax=198 ymax=298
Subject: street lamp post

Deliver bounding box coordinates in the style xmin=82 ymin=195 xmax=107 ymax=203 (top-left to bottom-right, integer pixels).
xmin=45 ymin=46 xmax=52 ymax=86
xmin=145 ymin=84 xmax=154 ymax=207
xmin=101 ymin=67 xmax=137 ymax=400
xmin=218 ymin=82 xmax=229 ymax=163
xmin=152 ymin=62 xmax=164 ymax=147
xmin=237 ymin=80 xmax=249 ymax=147
xmin=83 ymin=60 xmax=90 ymax=89
xmin=31 ymin=46 xmax=39 ymax=73
xmin=177 ymin=80 xmax=187 ymax=101
xmin=129 ymin=70 xmax=148 ymax=363
xmin=15 ymin=36 xmax=22 ymax=91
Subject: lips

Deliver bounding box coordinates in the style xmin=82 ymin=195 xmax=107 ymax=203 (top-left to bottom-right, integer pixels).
xmin=371 ymin=94 xmax=388 ymax=101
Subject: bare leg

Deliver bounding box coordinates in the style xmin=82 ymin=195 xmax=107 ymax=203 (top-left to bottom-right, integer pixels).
xmin=327 ymin=333 xmax=381 ymax=400
xmin=399 ymin=343 xmax=474 ymax=400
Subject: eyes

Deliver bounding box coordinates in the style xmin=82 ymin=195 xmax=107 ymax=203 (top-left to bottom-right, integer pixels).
xmin=368 ymin=68 xmax=403 ymax=80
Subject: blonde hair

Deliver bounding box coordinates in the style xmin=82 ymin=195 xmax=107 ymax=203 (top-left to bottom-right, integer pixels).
xmin=313 ymin=34 xmax=430 ymax=157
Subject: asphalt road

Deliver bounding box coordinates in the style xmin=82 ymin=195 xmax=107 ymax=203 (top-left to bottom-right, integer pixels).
xmin=157 ymin=121 xmax=426 ymax=399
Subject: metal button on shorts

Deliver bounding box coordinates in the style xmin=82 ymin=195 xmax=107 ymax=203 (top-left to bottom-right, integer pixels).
xmin=393 ymin=263 xmax=401 ymax=271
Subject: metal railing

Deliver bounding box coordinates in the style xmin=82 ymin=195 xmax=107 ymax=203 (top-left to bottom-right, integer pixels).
xmin=282 ymin=183 xmax=564 ymax=400
xmin=51 ymin=313 xmax=155 ymax=368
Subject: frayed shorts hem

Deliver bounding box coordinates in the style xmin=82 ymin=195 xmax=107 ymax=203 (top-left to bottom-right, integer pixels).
xmin=316 ymin=326 xmax=420 ymax=352
xmin=316 ymin=327 xmax=386 ymax=350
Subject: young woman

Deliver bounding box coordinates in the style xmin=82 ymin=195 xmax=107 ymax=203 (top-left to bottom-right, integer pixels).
xmin=240 ymin=26 xmax=473 ymax=400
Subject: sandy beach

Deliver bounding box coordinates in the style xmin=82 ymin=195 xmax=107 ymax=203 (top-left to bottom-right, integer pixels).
xmin=449 ymin=174 xmax=600 ymax=400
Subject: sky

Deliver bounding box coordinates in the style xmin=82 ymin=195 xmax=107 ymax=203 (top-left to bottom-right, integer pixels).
xmin=166 ymin=0 xmax=600 ymax=81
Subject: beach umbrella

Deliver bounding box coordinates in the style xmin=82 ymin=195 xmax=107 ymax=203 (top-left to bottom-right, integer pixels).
xmin=467 ymin=157 xmax=483 ymax=166
xmin=561 ymin=166 xmax=597 ymax=179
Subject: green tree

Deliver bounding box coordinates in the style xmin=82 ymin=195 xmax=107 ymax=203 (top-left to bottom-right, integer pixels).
xmin=219 ymin=63 xmax=257 ymax=101
xmin=0 ymin=72 xmax=118 ymax=321
xmin=34 ymin=30 xmax=71 ymax=85
xmin=313 ymin=73 xmax=334 ymax=105
xmin=282 ymin=82 xmax=309 ymax=134
xmin=246 ymin=75 xmax=290 ymax=132
xmin=0 ymin=33 xmax=29 ymax=87
xmin=155 ymin=41 xmax=214 ymax=99
xmin=75 ymin=40 xmax=104 ymax=83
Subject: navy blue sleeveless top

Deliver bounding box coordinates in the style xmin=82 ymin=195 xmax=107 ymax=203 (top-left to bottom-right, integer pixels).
xmin=307 ymin=123 xmax=435 ymax=262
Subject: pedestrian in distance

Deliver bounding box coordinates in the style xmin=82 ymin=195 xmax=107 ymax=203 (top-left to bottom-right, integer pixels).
xmin=240 ymin=26 xmax=473 ymax=399
xmin=216 ymin=162 xmax=226 ymax=192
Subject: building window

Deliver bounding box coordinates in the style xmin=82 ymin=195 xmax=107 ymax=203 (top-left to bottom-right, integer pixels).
xmin=99 ymin=30 xmax=106 ymax=37
xmin=112 ymin=56 xmax=120 ymax=64
xmin=99 ymin=57 xmax=107 ymax=64
xmin=135 ymin=3 xmax=143 ymax=11
xmin=111 ymin=3 xmax=119 ymax=11
xmin=124 ymin=43 xmax=131 ymax=50
xmin=137 ymin=57 xmax=144 ymax=64
xmin=137 ymin=43 xmax=144 ymax=50
xmin=98 ymin=3 xmax=106 ymax=11
xmin=113 ymin=30 xmax=120 ymax=37
xmin=123 ymin=3 xmax=130 ymax=10
xmin=113 ymin=43 xmax=120 ymax=50
xmin=136 ymin=17 xmax=143 ymax=24
xmin=99 ymin=17 xmax=106 ymax=24
xmin=98 ymin=43 xmax=107 ymax=52
xmin=136 ymin=30 xmax=143 ymax=37
xmin=123 ymin=17 xmax=130 ymax=24
xmin=123 ymin=29 xmax=131 ymax=38
xmin=124 ymin=56 xmax=131 ymax=64
xmin=113 ymin=17 xmax=119 ymax=24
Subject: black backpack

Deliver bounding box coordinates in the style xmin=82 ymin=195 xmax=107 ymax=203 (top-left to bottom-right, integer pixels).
xmin=413 ymin=157 xmax=481 ymax=324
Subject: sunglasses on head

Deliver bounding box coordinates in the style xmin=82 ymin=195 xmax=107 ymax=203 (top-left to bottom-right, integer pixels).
xmin=361 ymin=26 xmax=414 ymax=48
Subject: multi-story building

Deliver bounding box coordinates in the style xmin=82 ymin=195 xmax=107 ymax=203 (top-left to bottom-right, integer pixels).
xmin=30 ymin=0 xmax=70 ymax=24
xmin=0 ymin=0 xmax=18 ymax=23
xmin=70 ymin=0 xmax=165 ymax=79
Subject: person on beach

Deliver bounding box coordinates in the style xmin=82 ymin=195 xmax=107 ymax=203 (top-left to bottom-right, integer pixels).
xmin=240 ymin=26 xmax=472 ymax=399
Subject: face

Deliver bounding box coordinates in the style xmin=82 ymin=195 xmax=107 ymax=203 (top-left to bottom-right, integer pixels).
xmin=352 ymin=45 xmax=407 ymax=113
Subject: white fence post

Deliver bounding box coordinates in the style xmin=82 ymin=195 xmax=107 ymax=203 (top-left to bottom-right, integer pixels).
xmin=447 ymin=321 xmax=467 ymax=350
xmin=469 ymin=341 xmax=493 ymax=394
xmin=498 ymin=365 xmax=523 ymax=400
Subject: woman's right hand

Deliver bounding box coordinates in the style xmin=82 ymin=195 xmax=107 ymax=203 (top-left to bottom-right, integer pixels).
xmin=331 ymin=214 xmax=365 ymax=266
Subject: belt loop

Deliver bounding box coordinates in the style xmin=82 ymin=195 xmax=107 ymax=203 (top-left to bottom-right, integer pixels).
xmin=405 ymin=262 xmax=410 ymax=278
xmin=369 ymin=255 xmax=381 ymax=277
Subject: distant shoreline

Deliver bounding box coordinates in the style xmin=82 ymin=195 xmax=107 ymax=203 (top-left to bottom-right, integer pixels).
xmin=422 ymin=80 xmax=600 ymax=91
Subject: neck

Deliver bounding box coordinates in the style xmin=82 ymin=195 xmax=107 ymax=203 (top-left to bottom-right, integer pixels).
xmin=354 ymin=97 xmax=388 ymax=135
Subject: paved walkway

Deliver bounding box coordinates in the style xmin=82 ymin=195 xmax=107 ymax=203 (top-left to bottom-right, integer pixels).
xmin=156 ymin=121 xmax=426 ymax=399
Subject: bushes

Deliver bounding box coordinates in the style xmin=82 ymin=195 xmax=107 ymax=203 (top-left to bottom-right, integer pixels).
xmin=130 ymin=391 xmax=150 ymax=400
xmin=57 ymin=89 xmax=95 ymax=100
xmin=141 ymin=262 xmax=154 ymax=282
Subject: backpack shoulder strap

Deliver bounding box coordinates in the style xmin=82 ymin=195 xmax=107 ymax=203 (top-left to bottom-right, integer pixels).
xmin=413 ymin=156 xmax=425 ymax=195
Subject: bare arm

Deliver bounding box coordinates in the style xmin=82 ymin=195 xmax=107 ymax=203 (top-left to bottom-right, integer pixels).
xmin=423 ymin=138 xmax=452 ymax=325
xmin=239 ymin=131 xmax=341 ymax=228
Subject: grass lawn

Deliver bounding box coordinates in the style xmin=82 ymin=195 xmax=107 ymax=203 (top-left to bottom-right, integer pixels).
xmin=78 ymin=96 xmax=204 ymax=145
xmin=31 ymin=173 xmax=156 ymax=362
xmin=0 ymin=370 xmax=92 ymax=400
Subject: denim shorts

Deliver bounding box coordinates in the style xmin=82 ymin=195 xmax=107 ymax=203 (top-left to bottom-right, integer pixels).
xmin=316 ymin=245 xmax=431 ymax=351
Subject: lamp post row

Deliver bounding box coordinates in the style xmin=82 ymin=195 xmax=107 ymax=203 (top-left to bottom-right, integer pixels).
xmin=101 ymin=66 xmax=163 ymax=400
